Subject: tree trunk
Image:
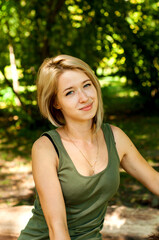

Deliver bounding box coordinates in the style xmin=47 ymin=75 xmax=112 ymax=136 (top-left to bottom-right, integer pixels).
xmin=8 ymin=44 xmax=21 ymax=106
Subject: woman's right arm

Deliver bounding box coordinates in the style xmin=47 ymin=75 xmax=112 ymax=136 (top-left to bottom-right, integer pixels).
xmin=32 ymin=136 xmax=71 ymax=240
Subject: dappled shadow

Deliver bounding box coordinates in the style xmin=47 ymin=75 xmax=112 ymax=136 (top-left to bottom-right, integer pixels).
xmin=101 ymin=206 xmax=159 ymax=239
xmin=0 ymin=158 xmax=35 ymax=207
xmin=109 ymin=170 xmax=159 ymax=209
xmin=1 ymin=205 xmax=158 ymax=240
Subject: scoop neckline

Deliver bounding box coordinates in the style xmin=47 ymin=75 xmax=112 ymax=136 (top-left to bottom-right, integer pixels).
xmin=54 ymin=124 xmax=111 ymax=179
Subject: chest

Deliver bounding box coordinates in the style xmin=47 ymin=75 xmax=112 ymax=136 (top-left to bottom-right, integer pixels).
xmin=61 ymin=133 xmax=108 ymax=177
xmin=58 ymin=156 xmax=120 ymax=206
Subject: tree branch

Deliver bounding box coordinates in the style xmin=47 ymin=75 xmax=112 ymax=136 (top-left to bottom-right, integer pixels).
xmin=1 ymin=69 xmax=25 ymax=109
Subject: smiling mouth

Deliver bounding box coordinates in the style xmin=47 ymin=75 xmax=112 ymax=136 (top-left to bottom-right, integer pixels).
xmin=80 ymin=103 xmax=93 ymax=111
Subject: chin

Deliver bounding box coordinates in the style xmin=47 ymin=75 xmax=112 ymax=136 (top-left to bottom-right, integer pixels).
xmin=81 ymin=111 xmax=96 ymax=121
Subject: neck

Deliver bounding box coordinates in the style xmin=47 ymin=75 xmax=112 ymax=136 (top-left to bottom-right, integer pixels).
xmin=64 ymin=120 xmax=95 ymax=143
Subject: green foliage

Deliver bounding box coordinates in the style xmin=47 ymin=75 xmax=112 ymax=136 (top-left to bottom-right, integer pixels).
xmin=0 ymin=0 xmax=159 ymax=123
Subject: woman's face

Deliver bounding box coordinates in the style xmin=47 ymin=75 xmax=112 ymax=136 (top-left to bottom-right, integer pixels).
xmin=56 ymin=69 xmax=98 ymax=124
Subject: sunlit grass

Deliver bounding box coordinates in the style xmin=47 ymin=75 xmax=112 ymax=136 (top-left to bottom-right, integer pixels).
xmin=99 ymin=76 xmax=139 ymax=98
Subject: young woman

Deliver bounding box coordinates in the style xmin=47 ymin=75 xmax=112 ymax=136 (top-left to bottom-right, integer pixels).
xmin=18 ymin=55 xmax=159 ymax=240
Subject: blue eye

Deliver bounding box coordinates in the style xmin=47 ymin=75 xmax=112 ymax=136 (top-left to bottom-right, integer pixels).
xmin=84 ymin=83 xmax=91 ymax=88
xmin=66 ymin=91 xmax=74 ymax=96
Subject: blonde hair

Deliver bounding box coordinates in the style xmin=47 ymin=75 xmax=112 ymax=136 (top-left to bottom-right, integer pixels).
xmin=36 ymin=54 xmax=104 ymax=131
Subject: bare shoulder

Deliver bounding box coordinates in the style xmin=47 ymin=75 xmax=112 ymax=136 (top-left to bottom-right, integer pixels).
xmin=32 ymin=136 xmax=58 ymax=167
xmin=109 ymin=124 xmax=126 ymax=139
xmin=32 ymin=135 xmax=54 ymax=152
xmin=109 ymin=124 xmax=133 ymax=160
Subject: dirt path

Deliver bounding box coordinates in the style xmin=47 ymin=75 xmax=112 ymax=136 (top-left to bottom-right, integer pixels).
xmin=0 ymin=158 xmax=34 ymax=208
xmin=0 ymin=158 xmax=159 ymax=240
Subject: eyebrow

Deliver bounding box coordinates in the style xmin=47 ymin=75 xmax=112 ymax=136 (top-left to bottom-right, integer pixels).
xmin=63 ymin=79 xmax=91 ymax=93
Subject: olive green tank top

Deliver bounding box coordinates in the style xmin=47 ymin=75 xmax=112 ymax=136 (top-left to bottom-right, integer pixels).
xmin=18 ymin=123 xmax=120 ymax=240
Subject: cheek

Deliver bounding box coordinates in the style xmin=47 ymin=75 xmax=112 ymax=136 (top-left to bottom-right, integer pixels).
xmin=86 ymin=85 xmax=96 ymax=96
xmin=58 ymin=98 xmax=76 ymax=111
xmin=91 ymin=87 xmax=98 ymax=99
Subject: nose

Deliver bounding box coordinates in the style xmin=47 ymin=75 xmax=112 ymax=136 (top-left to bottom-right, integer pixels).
xmin=78 ymin=89 xmax=89 ymax=103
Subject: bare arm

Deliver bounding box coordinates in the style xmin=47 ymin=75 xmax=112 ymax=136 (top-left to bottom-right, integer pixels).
xmin=32 ymin=136 xmax=71 ymax=240
xmin=111 ymin=125 xmax=159 ymax=196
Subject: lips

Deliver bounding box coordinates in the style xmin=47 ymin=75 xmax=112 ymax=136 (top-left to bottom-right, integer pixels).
xmin=80 ymin=103 xmax=93 ymax=111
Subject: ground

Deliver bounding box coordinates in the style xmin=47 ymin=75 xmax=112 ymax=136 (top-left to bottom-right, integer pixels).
xmin=0 ymin=158 xmax=34 ymax=208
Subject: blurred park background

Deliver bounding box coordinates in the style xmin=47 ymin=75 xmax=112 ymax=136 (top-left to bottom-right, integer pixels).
xmin=0 ymin=0 xmax=159 ymax=211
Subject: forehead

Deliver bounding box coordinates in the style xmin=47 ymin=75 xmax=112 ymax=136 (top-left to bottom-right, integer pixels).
xmin=58 ymin=69 xmax=90 ymax=89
